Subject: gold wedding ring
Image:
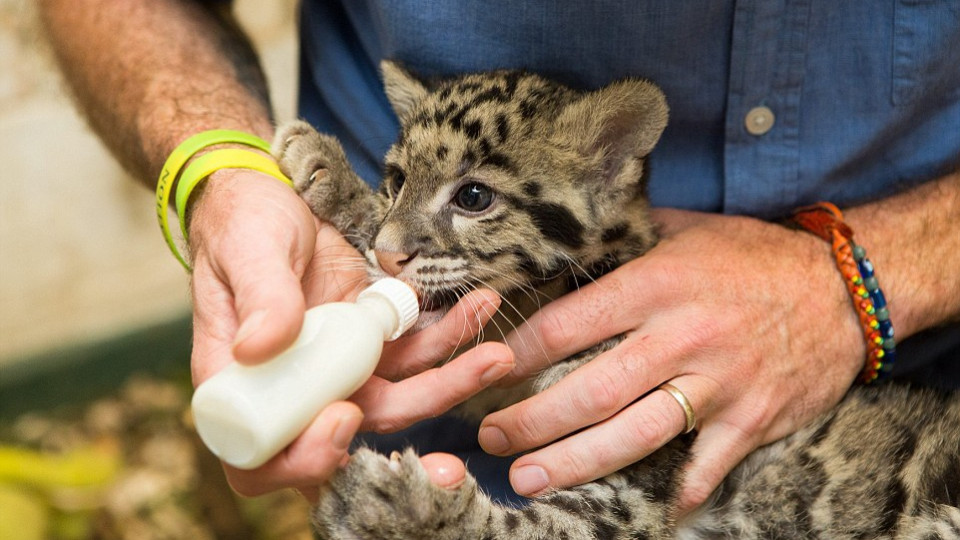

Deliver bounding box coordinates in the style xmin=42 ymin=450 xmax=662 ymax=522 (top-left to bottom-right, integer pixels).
xmin=659 ymin=382 xmax=696 ymax=434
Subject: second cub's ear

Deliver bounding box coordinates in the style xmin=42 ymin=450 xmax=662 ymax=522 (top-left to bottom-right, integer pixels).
xmin=381 ymin=60 xmax=430 ymax=124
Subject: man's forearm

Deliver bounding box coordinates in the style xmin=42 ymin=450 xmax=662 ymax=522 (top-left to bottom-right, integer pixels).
xmin=846 ymin=171 xmax=960 ymax=341
xmin=38 ymin=0 xmax=274 ymax=185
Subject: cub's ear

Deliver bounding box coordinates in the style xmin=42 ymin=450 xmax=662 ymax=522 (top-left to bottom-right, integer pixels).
xmin=381 ymin=60 xmax=429 ymax=123
xmin=553 ymin=79 xmax=668 ymax=184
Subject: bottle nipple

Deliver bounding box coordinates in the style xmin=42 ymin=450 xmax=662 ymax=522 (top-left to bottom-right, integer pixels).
xmin=357 ymin=278 xmax=419 ymax=340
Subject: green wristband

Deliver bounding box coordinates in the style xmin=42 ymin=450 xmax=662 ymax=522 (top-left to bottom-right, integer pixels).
xmin=174 ymin=149 xmax=293 ymax=268
xmin=155 ymin=130 xmax=277 ymax=270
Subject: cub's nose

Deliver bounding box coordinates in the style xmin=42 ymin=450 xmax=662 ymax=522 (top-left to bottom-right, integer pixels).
xmin=374 ymin=250 xmax=416 ymax=276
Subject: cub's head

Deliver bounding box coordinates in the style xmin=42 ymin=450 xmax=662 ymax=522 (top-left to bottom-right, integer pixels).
xmin=369 ymin=61 xmax=668 ymax=318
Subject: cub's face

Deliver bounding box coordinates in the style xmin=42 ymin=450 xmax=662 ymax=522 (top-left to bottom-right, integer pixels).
xmin=366 ymin=63 xmax=667 ymax=319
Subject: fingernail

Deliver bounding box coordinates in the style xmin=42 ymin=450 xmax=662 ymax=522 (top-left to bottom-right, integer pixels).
xmin=511 ymin=465 xmax=549 ymax=496
xmin=233 ymin=309 xmax=268 ymax=348
xmin=480 ymin=361 xmax=514 ymax=386
xmin=332 ymin=412 xmax=363 ymax=451
xmin=478 ymin=426 xmax=511 ymax=455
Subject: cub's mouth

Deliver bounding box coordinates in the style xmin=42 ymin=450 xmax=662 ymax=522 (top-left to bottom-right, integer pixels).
xmin=408 ymin=286 xmax=471 ymax=332
xmin=418 ymin=288 xmax=463 ymax=312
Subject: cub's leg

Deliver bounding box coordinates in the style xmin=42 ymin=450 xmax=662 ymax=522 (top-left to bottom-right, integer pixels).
xmin=273 ymin=120 xmax=384 ymax=250
xmin=312 ymin=444 xmax=689 ymax=540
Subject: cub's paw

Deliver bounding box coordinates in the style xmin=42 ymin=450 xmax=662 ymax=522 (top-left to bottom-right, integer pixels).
xmin=313 ymin=448 xmax=488 ymax=540
xmin=272 ymin=120 xmax=363 ymax=220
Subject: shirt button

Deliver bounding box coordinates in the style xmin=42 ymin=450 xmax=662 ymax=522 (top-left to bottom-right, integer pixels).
xmin=745 ymin=106 xmax=775 ymax=135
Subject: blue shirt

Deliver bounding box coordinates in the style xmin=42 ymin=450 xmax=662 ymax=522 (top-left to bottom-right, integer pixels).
xmin=298 ymin=1 xmax=960 ymax=219
xmin=298 ymin=1 xmax=960 ymax=504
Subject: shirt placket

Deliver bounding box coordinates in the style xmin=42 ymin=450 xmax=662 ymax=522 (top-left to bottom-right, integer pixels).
xmin=724 ymin=0 xmax=812 ymax=218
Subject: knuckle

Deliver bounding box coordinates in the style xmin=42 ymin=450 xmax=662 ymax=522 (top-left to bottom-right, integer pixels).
xmin=686 ymin=310 xmax=724 ymax=346
xmin=726 ymin=389 xmax=777 ymax=436
xmin=666 ymin=308 xmax=724 ymax=359
xmin=628 ymin=403 xmax=676 ymax=448
xmin=367 ymin=412 xmax=410 ymax=434
xmin=555 ymin=448 xmax=598 ymax=485
xmin=511 ymin=404 xmax=548 ymax=445
xmin=391 ymin=354 xmax=432 ymax=381
xmin=733 ymin=402 xmax=770 ymax=436
xmin=585 ymin=279 xmax=624 ymax=325
xmin=644 ymin=259 xmax=687 ymax=299
xmin=440 ymin=323 xmax=469 ymax=352
xmin=536 ymin=309 xmax=576 ymax=355
xmin=579 ymin=371 xmax=625 ymax=417
xmin=683 ymin=478 xmax=715 ymax=509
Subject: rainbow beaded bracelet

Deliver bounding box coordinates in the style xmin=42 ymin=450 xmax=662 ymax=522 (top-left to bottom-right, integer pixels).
xmin=790 ymin=202 xmax=896 ymax=383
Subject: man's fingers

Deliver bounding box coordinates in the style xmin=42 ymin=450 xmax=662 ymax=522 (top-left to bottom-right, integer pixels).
xmin=223 ymin=401 xmax=363 ymax=497
xmin=505 ymin=377 xmax=707 ymax=497
xmin=300 ymin=219 xmax=370 ymax=305
xmin=227 ymin=254 xmax=307 ymax=364
xmin=676 ymin=414 xmax=759 ymax=513
xmin=189 ymin=260 xmax=241 ymax=384
xmin=379 ymin=289 xmax=502 ymax=380
xmin=480 ymin=328 xmax=684 ymax=456
xmin=501 ymin=256 xmax=674 ymax=385
xmin=353 ymin=341 xmax=515 ymax=433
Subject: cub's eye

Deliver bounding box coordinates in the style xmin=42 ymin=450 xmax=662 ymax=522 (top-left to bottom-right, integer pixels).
xmin=386 ymin=166 xmax=405 ymax=197
xmin=454 ymin=183 xmax=494 ymax=212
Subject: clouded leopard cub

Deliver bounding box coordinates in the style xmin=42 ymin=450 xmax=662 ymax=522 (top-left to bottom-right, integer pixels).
xmin=273 ymin=62 xmax=960 ymax=539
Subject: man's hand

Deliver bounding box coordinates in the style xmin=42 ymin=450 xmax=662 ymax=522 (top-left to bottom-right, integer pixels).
xmin=188 ymin=170 xmax=512 ymax=498
xmin=478 ymin=208 xmax=865 ymax=511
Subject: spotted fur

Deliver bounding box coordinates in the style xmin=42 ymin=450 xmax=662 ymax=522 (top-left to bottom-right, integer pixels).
xmin=273 ymin=62 xmax=960 ymax=539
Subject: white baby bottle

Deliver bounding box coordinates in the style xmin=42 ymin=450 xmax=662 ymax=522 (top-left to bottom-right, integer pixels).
xmin=191 ymin=278 xmax=419 ymax=469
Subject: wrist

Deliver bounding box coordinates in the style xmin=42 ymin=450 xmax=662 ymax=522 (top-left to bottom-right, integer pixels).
xmin=790 ymin=203 xmax=898 ymax=382
xmin=785 ymin=222 xmax=867 ymax=381
xmin=155 ymin=130 xmax=293 ymax=270
xmin=842 ymin=173 xmax=960 ymax=340
xmin=180 ymin=145 xmax=277 ymax=222
xmin=187 ymin=169 xmax=319 ymax=282
xmin=188 ymin=167 xmax=307 ymax=247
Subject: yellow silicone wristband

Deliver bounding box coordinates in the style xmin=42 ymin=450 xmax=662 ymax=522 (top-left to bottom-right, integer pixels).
xmin=156 ymin=130 xmax=274 ymax=270
xmin=174 ymin=149 xmax=293 ymax=270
